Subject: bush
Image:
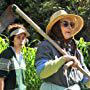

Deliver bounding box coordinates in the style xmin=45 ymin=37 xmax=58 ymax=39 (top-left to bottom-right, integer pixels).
xmin=22 ymin=47 xmax=42 ymax=90
xmin=0 ymin=35 xmax=9 ymax=53
xmin=77 ymin=38 xmax=90 ymax=70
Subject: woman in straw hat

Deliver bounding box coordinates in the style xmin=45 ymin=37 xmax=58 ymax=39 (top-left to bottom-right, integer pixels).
xmin=35 ymin=10 xmax=90 ymax=90
xmin=0 ymin=23 xmax=30 ymax=90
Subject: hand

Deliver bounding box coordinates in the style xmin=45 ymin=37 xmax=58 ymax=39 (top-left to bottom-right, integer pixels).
xmin=71 ymin=56 xmax=80 ymax=67
xmin=62 ymin=55 xmax=80 ymax=68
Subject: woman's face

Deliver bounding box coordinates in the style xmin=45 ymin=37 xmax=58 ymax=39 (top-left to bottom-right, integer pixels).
xmin=60 ymin=19 xmax=75 ymax=39
xmin=13 ymin=33 xmax=26 ymax=48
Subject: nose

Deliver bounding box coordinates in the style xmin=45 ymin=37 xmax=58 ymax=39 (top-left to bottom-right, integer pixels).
xmin=67 ymin=25 xmax=73 ymax=30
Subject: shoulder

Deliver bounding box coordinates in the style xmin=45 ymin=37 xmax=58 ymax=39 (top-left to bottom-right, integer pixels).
xmin=39 ymin=40 xmax=51 ymax=46
xmin=37 ymin=40 xmax=57 ymax=53
xmin=36 ymin=40 xmax=61 ymax=57
xmin=0 ymin=47 xmax=15 ymax=59
xmin=38 ymin=40 xmax=54 ymax=49
xmin=37 ymin=40 xmax=51 ymax=52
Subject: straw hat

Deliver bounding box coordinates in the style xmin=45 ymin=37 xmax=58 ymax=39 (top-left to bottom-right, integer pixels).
xmin=46 ymin=10 xmax=84 ymax=37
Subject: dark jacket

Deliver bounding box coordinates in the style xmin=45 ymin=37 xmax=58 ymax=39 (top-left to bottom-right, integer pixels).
xmin=0 ymin=47 xmax=26 ymax=90
xmin=35 ymin=40 xmax=89 ymax=87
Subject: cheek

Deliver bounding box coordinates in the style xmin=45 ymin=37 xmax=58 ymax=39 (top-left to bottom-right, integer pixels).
xmin=13 ymin=38 xmax=19 ymax=44
xmin=61 ymin=27 xmax=65 ymax=35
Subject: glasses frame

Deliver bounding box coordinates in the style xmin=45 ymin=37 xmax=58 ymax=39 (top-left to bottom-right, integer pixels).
xmin=60 ymin=20 xmax=75 ymax=28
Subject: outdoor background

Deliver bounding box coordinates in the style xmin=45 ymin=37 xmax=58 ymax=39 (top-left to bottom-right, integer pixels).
xmin=0 ymin=0 xmax=90 ymax=90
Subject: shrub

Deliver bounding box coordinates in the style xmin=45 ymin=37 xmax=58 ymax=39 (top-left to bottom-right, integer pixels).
xmin=0 ymin=35 xmax=9 ymax=53
xmin=22 ymin=47 xmax=42 ymax=90
xmin=77 ymin=38 xmax=90 ymax=70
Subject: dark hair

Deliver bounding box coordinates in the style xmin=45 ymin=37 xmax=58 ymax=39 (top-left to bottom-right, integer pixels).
xmin=9 ymin=35 xmax=15 ymax=46
xmin=48 ymin=20 xmax=64 ymax=41
xmin=7 ymin=23 xmax=27 ymax=36
xmin=48 ymin=20 xmax=77 ymax=55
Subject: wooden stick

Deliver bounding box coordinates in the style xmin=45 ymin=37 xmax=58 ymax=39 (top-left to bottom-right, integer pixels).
xmin=12 ymin=4 xmax=90 ymax=79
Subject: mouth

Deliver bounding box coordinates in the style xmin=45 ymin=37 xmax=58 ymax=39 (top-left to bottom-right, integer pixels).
xmin=66 ymin=31 xmax=71 ymax=34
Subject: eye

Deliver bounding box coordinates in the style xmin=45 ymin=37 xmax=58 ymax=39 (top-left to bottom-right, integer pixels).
xmin=70 ymin=22 xmax=75 ymax=28
xmin=62 ymin=21 xmax=69 ymax=27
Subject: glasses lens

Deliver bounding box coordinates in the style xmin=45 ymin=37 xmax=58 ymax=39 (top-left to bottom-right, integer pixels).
xmin=62 ymin=21 xmax=69 ymax=27
xmin=61 ymin=21 xmax=75 ymax=28
xmin=70 ymin=22 xmax=75 ymax=28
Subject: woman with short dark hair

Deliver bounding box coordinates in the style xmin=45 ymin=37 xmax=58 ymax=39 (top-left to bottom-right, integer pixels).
xmin=0 ymin=23 xmax=30 ymax=90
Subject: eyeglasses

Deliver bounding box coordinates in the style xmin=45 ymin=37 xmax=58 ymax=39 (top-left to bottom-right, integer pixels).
xmin=61 ymin=20 xmax=75 ymax=28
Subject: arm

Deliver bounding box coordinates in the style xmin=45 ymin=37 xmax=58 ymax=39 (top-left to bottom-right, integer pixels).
xmin=38 ymin=56 xmax=66 ymax=79
xmin=0 ymin=48 xmax=11 ymax=90
xmin=35 ymin=42 xmax=66 ymax=78
xmin=35 ymin=41 xmax=80 ymax=79
xmin=0 ymin=78 xmax=4 ymax=90
xmin=36 ymin=55 xmax=77 ymax=79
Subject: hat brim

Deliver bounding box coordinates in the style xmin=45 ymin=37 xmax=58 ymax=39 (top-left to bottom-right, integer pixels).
xmin=10 ymin=28 xmax=30 ymax=37
xmin=46 ymin=14 xmax=84 ymax=37
xmin=15 ymin=30 xmax=30 ymax=37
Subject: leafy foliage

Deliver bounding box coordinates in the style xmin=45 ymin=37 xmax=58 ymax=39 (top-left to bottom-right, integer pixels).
xmin=1 ymin=0 xmax=90 ymax=42
xmin=77 ymin=38 xmax=90 ymax=69
xmin=0 ymin=35 xmax=9 ymax=53
xmin=22 ymin=46 xmax=42 ymax=90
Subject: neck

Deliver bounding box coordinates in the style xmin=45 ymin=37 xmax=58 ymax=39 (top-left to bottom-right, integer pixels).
xmin=63 ymin=37 xmax=73 ymax=43
xmin=13 ymin=46 xmax=21 ymax=54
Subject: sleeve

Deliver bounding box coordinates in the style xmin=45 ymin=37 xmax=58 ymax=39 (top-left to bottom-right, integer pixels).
xmin=35 ymin=42 xmax=52 ymax=76
xmin=35 ymin=41 xmax=66 ymax=79
xmin=0 ymin=48 xmax=11 ymax=78
xmin=0 ymin=58 xmax=10 ymax=77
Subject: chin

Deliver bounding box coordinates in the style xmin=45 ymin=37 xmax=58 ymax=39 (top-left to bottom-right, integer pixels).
xmin=65 ymin=37 xmax=70 ymax=39
xmin=65 ymin=36 xmax=72 ymax=39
